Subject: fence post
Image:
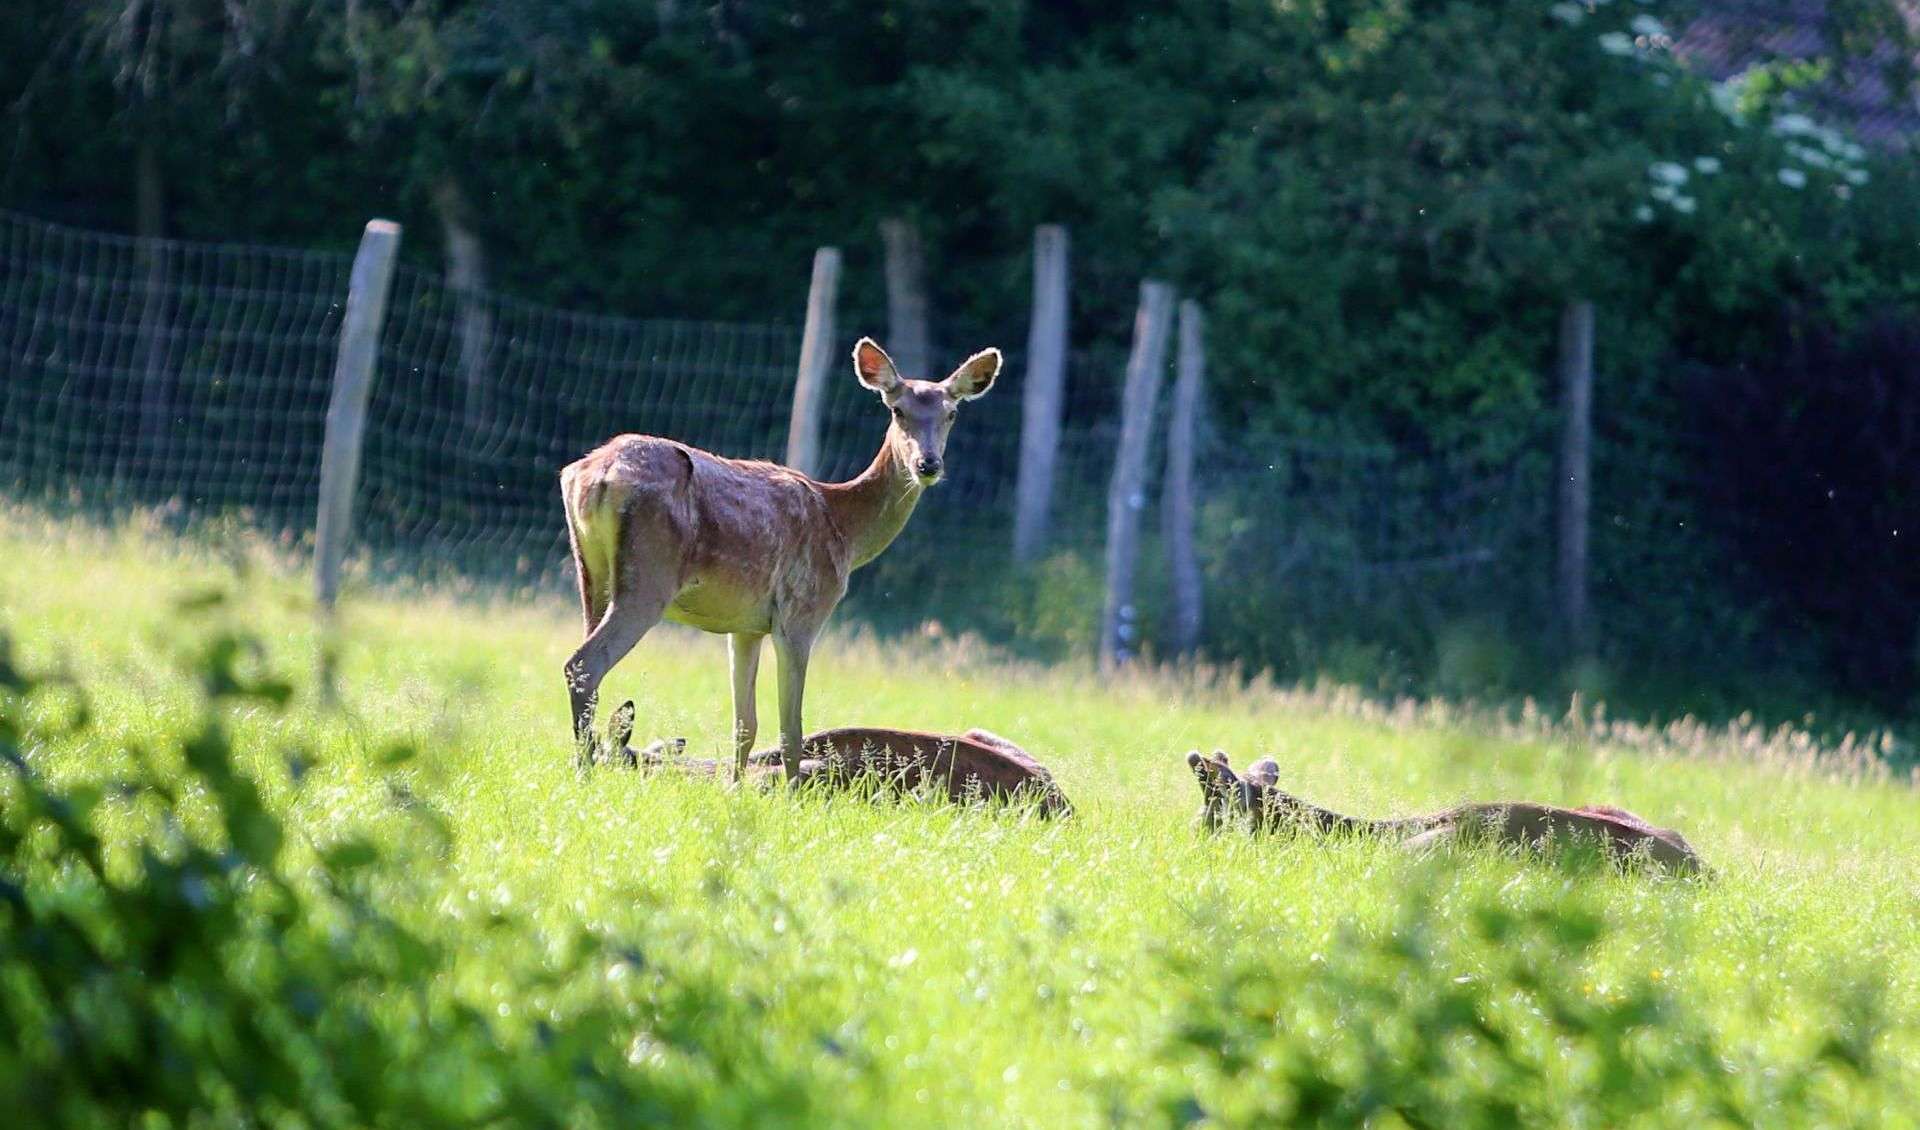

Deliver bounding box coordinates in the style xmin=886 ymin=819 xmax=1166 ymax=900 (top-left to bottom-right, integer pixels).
xmin=880 ymin=218 xmax=930 ymax=378
xmin=786 ymin=246 xmax=842 ymax=476
xmin=314 ymin=219 xmax=402 ymax=612
xmin=1100 ymin=280 xmax=1176 ymax=670
xmin=1162 ymin=299 xmax=1206 ymax=657
xmin=1556 ymin=298 xmax=1595 ymax=660
xmin=1013 ymin=224 xmax=1070 ymax=563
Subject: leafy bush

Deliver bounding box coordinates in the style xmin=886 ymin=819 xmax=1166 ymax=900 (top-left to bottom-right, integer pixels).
xmin=1145 ymin=880 xmax=1903 ymax=1127
xmin=0 ymin=611 xmax=865 ymax=1127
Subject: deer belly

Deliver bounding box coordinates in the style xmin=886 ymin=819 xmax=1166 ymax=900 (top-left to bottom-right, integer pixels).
xmin=663 ymin=576 xmax=771 ymax=634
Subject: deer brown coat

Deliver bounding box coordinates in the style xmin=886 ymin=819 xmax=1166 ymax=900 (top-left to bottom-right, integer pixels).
xmin=559 ymin=338 xmax=1001 ymax=779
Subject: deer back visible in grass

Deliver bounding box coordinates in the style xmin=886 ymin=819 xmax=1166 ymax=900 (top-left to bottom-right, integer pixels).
xmin=602 ymin=705 xmax=1071 ymax=817
xmin=1187 ymin=750 xmax=1705 ymax=875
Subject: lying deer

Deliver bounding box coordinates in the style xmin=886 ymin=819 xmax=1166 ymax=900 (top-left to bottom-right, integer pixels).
xmin=1186 ymin=751 xmax=1705 ymax=874
xmin=597 ymin=702 xmax=1072 ymax=816
xmin=560 ymin=338 xmax=999 ymax=777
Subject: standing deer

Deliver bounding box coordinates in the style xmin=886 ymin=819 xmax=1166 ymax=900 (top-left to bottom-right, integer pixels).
xmin=559 ymin=338 xmax=1001 ymax=778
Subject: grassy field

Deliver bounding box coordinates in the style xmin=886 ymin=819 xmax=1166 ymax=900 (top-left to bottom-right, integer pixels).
xmin=5 ymin=509 xmax=1920 ymax=1126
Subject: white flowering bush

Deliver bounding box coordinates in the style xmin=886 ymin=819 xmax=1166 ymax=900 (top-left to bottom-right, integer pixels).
xmin=1585 ymin=5 xmax=1879 ymax=222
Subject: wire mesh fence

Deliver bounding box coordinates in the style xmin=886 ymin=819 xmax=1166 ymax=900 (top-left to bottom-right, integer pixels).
xmin=360 ymin=271 xmax=809 ymax=575
xmin=1 ymin=207 xmax=1592 ymax=667
xmin=0 ymin=210 xmax=349 ymax=525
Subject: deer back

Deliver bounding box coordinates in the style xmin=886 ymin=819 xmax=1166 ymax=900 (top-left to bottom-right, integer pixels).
xmin=761 ymin=726 xmax=1073 ymax=816
xmin=1438 ymin=801 xmax=1705 ymax=874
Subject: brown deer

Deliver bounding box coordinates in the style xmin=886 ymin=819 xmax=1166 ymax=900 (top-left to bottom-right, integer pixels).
xmin=560 ymin=338 xmax=1000 ymax=777
xmin=1186 ymin=751 xmax=1705 ymax=875
xmin=599 ymin=702 xmax=1072 ymax=816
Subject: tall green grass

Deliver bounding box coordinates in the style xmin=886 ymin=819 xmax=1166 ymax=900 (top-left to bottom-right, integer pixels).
xmin=3 ymin=509 xmax=1917 ymax=1126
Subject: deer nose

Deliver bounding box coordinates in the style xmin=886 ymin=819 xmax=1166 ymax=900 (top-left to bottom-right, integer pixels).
xmin=915 ymin=456 xmax=942 ymax=479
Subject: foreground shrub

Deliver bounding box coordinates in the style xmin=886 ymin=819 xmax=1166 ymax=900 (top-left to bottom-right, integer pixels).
xmin=1148 ymin=883 xmax=1903 ymax=1127
xmin=0 ymin=618 xmax=862 ymax=1127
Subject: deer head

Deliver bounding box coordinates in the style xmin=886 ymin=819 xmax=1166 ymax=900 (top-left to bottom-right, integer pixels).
xmin=1187 ymin=750 xmax=1284 ymax=829
xmin=605 ymin=699 xmax=637 ymax=767
xmin=853 ymin=338 xmax=1000 ymax=486
xmin=1187 ymin=749 xmax=1242 ymax=828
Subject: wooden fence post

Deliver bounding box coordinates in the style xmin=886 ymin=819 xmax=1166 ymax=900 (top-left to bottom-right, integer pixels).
xmin=880 ymin=218 xmax=930 ymax=378
xmin=1162 ymin=299 xmax=1206 ymax=656
xmin=1556 ymin=298 xmax=1595 ymax=660
xmin=786 ymin=246 xmax=841 ymax=476
xmin=1100 ymin=280 xmax=1176 ymax=670
xmin=1012 ymin=224 xmax=1070 ymax=563
xmin=314 ymin=219 xmax=402 ymax=612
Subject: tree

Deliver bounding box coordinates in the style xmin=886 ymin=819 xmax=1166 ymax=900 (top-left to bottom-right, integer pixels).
xmin=54 ymin=2 xmax=307 ymax=455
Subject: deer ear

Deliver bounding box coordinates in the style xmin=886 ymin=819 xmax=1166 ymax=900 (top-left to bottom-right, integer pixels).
xmin=1187 ymin=751 xmax=1225 ymax=796
xmin=607 ymin=700 xmax=636 ymax=752
xmin=852 ymin=338 xmax=902 ymax=394
xmin=943 ymin=347 xmax=1001 ymax=400
xmin=1204 ymin=750 xmax=1239 ymax=784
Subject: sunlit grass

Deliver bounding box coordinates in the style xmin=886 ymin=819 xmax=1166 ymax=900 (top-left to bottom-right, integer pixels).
xmin=5 ymin=507 xmax=1918 ymax=1125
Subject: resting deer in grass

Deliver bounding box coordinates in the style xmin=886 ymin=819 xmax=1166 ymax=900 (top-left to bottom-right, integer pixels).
xmin=599 ymin=701 xmax=1073 ymax=816
xmin=1186 ymin=751 xmax=1705 ymax=875
xmin=560 ymin=338 xmax=1000 ymax=777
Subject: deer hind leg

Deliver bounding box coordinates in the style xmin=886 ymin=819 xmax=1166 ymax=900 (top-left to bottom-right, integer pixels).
xmin=567 ymin=531 xmax=611 ymax=635
xmin=561 ymin=467 xmax=611 ymax=635
xmin=729 ymin=632 xmax=765 ymax=781
xmin=1402 ymin=824 xmax=1458 ymax=856
xmin=564 ymin=594 xmax=668 ymax=768
xmin=563 ymin=523 xmax=676 ymax=766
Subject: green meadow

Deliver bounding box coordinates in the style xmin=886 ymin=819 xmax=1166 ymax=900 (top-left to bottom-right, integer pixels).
xmin=4 ymin=508 xmax=1917 ymax=1127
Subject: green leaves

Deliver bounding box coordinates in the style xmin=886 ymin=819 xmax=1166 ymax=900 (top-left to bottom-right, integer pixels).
xmin=0 ymin=595 xmax=858 ymax=1126
xmin=1147 ymin=879 xmax=1901 ymax=1127
xmin=192 ymin=631 xmax=295 ymax=707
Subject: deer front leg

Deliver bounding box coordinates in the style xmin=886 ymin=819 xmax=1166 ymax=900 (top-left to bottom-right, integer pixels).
xmin=729 ymin=632 xmax=765 ymax=780
xmin=771 ymin=629 xmax=814 ymax=783
xmin=1403 ymin=824 xmax=1458 ymax=856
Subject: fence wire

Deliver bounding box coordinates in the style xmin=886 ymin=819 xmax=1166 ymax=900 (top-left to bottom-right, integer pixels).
xmin=1 ymin=208 xmax=1570 ymax=660
xmin=0 ymin=210 xmax=349 ymax=523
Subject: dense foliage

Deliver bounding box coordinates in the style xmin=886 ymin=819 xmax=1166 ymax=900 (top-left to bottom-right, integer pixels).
xmin=1150 ymin=890 xmax=1903 ymax=1126
xmin=0 ymin=611 xmax=861 ymax=1126
xmin=10 ymin=3 xmax=1914 ymax=406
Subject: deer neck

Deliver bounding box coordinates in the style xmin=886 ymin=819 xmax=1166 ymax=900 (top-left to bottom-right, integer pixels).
xmin=1263 ymin=789 xmax=1373 ymax=834
xmin=823 ymin=429 xmax=927 ymax=569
